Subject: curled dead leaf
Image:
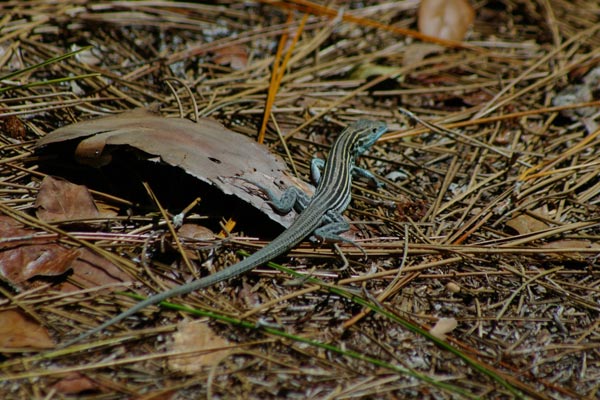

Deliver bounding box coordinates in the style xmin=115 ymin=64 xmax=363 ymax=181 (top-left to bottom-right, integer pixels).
xmin=0 ymin=246 xmax=80 ymax=284
xmin=51 ymin=373 xmax=103 ymax=395
xmin=36 ymin=109 xmax=310 ymax=228
xmin=213 ymin=44 xmax=249 ymax=70
xmin=446 ymin=282 xmax=461 ymax=294
xmin=0 ymin=216 xmax=79 ymax=286
xmin=418 ymin=0 xmax=475 ymax=41
xmin=0 ymin=216 xmax=128 ymax=292
xmin=429 ymin=317 xmax=458 ymax=340
xmin=177 ymin=223 xmax=216 ymax=240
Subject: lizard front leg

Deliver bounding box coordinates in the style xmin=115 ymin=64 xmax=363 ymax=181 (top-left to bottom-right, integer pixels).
xmin=311 ymin=158 xmax=383 ymax=188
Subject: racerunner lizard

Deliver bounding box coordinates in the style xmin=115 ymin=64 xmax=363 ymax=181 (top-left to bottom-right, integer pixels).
xmin=63 ymin=119 xmax=387 ymax=347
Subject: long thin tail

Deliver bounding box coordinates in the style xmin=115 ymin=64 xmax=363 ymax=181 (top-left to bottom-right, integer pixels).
xmin=60 ymin=251 xmax=264 ymax=348
xmin=60 ymin=219 xmax=313 ymax=348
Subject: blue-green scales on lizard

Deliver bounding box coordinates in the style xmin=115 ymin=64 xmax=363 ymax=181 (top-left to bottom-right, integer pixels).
xmin=63 ymin=119 xmax=387 ymax=347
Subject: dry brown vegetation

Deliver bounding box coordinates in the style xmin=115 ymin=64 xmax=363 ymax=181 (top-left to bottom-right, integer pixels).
xmin=1 ymin=1 xmax=599 ymax=399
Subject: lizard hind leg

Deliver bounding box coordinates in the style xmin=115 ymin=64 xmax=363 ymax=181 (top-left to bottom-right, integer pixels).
xmin=238 ymin=177 xmax=311 ymax=214
xmin=312 ymin=212 xmax=367 ymax=259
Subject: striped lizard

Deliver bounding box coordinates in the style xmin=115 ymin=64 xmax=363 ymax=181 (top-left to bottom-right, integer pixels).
xmin=63 ymin=119 xmax=387 ymax=347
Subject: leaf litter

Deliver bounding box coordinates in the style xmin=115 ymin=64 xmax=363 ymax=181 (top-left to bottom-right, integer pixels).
xmin=0 ymin=1 xmax=599 ymax=399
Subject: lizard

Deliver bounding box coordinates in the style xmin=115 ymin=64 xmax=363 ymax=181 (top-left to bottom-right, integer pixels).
xmin=62 ymin=119 xmax=387 ymax=347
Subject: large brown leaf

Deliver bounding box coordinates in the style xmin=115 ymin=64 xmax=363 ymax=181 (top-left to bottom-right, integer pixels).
xmin=37 ymin=109 xmax=311 ymax=227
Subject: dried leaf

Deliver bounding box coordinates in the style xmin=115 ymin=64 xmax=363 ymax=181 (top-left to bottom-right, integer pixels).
xmin=446 ymin=282 xmax=461 ymax=294
xmin=213 ymin=44 xmax=248 ymax=70
xmin=60 ymin=248 xmax=133 ymax=293
xmin=0 ymin=246 xmax=79 ymax=285
xmin=0 ymin=310 xmax=54 ymax=348
xmin=0 ymin=216 xmax=79 ymax=285
xmin=0 ymin=214 xmax=45 ymax=249
xmin=176 ymin=224 xmax=216 ymax=260
xmin=35 ymin=176 xmax=102 ymax=222
xmin=418 ymin=0 xmax=475 ymax=41
xmin=178 ymin=223 xmax=215 ymax=241
xmin=168 ymin=320 xmax=232 ymax=374
xmin=462 ymin=90 xmax=494 ymax=106
xmin=402 ymin=43 xmax=444 ymax=66
xmin=0 ymin=216 xmax=127 ymax=291
xmin=429 ymin=317 xmax=458 ymax=340
xmin=349 ymin=63 xmax=404 ymax=80
xmin=542 ymin=239 xmax=598 ymax=249
xmin=0 ymin=114 xmax=26 ymax=139
xmin=51 ymin=373 xmax=102 ymax=394
xmin=506 ymin=213 xmax=549 ymax=235
xmin=540 ymin=239 xmax=600 ymax=261
xmin=36 ymin=109 xmax=309 ymax=228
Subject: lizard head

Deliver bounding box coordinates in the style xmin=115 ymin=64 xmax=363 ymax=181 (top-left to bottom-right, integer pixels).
xmin=348 ymin=119 xmax=388 ymax=156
